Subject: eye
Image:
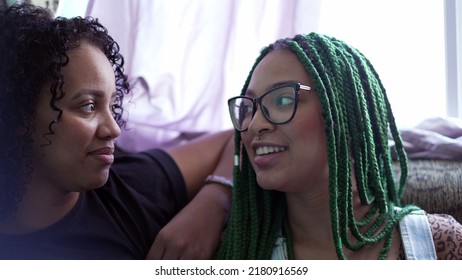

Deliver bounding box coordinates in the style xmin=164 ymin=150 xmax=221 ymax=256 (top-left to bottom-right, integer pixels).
xmin=110 ymin=101 xmax=117 ymax=111
xmin=80 ymin=102 xmax=96 ymax=113
xmin=275 ymin=94 xmax=295 ymax=107
xmin=241 ymin=103 xmax=253 ymax=114
xmin=111 ymin=97 xmax=120 ymax=108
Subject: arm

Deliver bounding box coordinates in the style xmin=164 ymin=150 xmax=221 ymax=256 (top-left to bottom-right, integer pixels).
xmin=429 ymin=214 xmax=462 ymax=260
xmin=167 ymin=129 xmax=234 ymax=200
xmin=146 ymin=129 xmax=234 ymax=259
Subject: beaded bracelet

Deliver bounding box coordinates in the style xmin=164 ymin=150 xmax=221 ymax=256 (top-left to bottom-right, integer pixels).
xmin=204 ymin=175 xmax=233 ymax=191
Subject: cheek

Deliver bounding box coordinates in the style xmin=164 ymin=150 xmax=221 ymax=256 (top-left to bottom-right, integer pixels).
xmin=240 ymin=132 xmax=252 ymax=152
xmin=292 ymin=115 xmax=330 ymax=183
xmin=31 ymin=120 xmax=55 ymax=157
xmin=44 ymin=117 xmax=96 ymax=151
xmin=292 ymin=110 xmax=328 ymax=166
xmin=57 ymin=117 xmax=96 ymax=145
xmin=293 ymin=109 xmax=325 ymax=141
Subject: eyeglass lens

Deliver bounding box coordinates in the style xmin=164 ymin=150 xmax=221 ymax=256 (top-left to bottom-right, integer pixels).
xmin=229 ymin=85 xmax=297 ymax=131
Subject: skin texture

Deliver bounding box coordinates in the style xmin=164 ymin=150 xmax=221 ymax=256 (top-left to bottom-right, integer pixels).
xmin=241 ymin=49 xmax=329 ymax=195
xmin=2 ymin=43 xmax=119 ymax=234
xmin=32 ymin=43 xmax=119 ymax=193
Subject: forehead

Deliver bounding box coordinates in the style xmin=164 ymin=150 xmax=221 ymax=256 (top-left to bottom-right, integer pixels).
xmin=248 ymin=49 xmax=310 ymax=95
xmin=60 ymin=43 xmax=115 ymax=94
xmin=63 ymin=43 xmax=112 ymax=78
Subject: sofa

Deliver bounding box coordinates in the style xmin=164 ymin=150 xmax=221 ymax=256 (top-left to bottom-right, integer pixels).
xmin=397 ymin=159 xmax=462 ymax=223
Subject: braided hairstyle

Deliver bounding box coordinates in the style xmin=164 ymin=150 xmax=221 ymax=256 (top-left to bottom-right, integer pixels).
xmin=217 ymin=33 xmax=420 ymax=260
xmin=0 ymin=3 xmax=129 ymax=221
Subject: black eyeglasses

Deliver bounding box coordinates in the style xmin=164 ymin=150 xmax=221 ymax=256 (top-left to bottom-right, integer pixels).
xmin=227 ymin=82 xmax=311 ymax=132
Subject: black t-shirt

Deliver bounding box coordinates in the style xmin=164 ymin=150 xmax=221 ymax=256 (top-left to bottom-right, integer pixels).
xmin=0 ymin=149 xmax=187 ymax=259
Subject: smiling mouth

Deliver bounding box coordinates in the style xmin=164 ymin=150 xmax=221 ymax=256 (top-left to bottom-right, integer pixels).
xmin=255 ymin=146 xmax=286 ymax=156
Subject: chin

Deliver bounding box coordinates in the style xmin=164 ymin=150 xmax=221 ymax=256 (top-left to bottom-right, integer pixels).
xmin=84 ymin=173 xmax=110 ymax=190
xmin=256 ymin=177 xmax=279 ymax=191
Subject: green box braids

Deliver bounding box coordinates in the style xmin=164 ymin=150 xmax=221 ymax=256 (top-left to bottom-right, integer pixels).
xmin=217 ymin=32 xmax=420 ymax=260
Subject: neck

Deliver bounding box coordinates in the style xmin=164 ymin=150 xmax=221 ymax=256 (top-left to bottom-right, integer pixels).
xmin=285 ymin=190 xmax=334 ymax=246
xmin=285 ymin=188 xmax=399 ymax=259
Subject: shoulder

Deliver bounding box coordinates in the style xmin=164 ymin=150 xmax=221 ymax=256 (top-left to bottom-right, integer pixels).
xmin=427 ymin=213 xmax=462 ymax=260
xmin=106 ymin=148 xmax=187 ymax=205
xmin=111 ymin=149 xmax=183 ymax=182
xmin=113 ymin=148 xmax=176 ymax=168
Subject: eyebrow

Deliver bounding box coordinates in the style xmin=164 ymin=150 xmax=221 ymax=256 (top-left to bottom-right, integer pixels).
xmin=244 ymin=80 xmax=300 ymax=97
xmin=71 ymin=89 xmax=118 ymax=100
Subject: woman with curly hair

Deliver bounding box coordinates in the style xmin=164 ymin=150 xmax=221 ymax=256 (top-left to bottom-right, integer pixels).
xmin=0 ymin=3 xmax=233 ymax=259
xmin=218 ymin=33 xmax=462 ymax=260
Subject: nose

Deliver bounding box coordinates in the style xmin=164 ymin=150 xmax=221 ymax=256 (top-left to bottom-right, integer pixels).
xmin=246 ymin=104 xmax=274 ymax=135
xmin=97 ymin=109 xmax=121 ymax=140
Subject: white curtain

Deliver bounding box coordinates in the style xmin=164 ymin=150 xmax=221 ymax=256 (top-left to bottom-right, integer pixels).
xmin=58 ymin=0 xmax=321 ymax=152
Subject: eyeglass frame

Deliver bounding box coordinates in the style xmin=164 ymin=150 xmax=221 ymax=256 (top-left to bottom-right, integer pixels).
xmin=227 ymin=82 xmax=311 ymax=132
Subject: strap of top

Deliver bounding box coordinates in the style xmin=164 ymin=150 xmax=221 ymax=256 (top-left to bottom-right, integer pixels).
xmin=272 ymin=209 xmax=437 ymax=260
xmin=271 ymin=233 xmax=288 ymax=260
xmin=399 ymin=209 xmax=437 ymax=260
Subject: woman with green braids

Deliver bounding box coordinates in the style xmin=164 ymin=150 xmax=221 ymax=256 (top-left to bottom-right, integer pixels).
xmin=218 ymin=33 xmax=462 ymax=260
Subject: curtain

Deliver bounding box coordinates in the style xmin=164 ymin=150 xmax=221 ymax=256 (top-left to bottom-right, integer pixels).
xmin=58 ymin=0 xmax=321 ymax=152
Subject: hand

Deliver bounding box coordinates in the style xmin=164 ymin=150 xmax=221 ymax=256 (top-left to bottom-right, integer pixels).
xmin=146 ymin=184 xmax=231 ymax=259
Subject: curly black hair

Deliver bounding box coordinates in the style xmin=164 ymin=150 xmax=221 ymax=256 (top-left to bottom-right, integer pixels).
xmin=0 ymin=3 xmax=130 ymax=221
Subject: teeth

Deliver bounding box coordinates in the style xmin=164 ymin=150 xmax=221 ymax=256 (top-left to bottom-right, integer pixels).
xmin=256 ymin=146 xmax=285 ymax=155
